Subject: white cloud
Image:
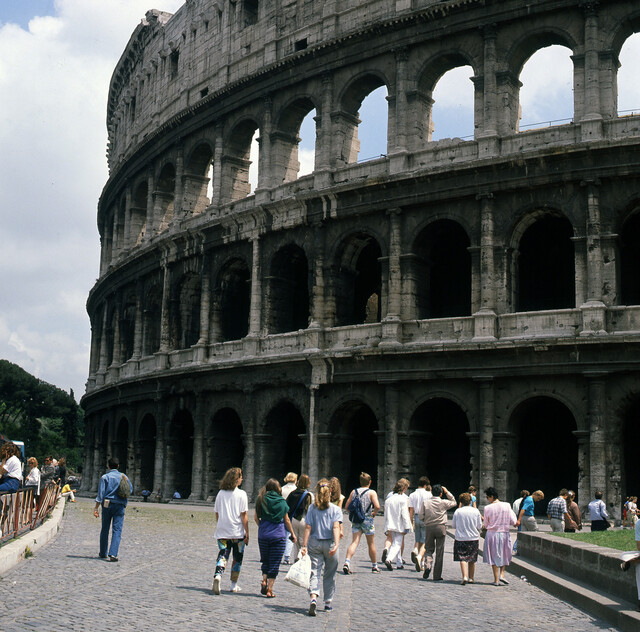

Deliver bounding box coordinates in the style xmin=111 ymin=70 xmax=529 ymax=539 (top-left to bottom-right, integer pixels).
xmin=619 ymin=33 xmax=640 ymax=115
xmin=0 ymin=0 xmax=183 ymax=399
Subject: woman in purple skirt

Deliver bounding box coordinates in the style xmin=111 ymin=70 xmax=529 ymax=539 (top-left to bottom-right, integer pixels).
xmin=483 ymin=486 xmax=517 ymax=586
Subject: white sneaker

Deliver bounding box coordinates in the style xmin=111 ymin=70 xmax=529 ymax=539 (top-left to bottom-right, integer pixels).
xmin=212 ymin=576 xmax=221 ymax=595
xmin=231 ymin=585 xmax=242 ymax=593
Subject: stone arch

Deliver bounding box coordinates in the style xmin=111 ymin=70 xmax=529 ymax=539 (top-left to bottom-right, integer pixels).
xmin=619 ymin=204 xmax=640 ymax=305
xmin=114 ymin=416 xmax=129 ymax=474
xmin=510 ymin=210 xmax=575 ymax=312
xmin=273 ymin=96 xmax=318 ymax=183
xmin=333 ymin=232 xmax=382 ymax=326
xmin=411 ymin=219 xmax=471 ymax=319
xmin=260 ymin=401 xmax=305 ymax=482
xmin=138 ymin=413 xmax=156 ymax=492
xmin=142 ymin=283 xmax=162 ymax=356
xmin=207 ymin=408 xmax=244 ymax=497
xmin=224 ymin=118 xmax=259 ymax=201
xmin=609 ymin=12 xmax=640 ymax=60
xmin=171 ymin=272 xmax=201 ymax=350
xmin=131 ymin=180 xmax=148 ymax=245
xmin=156 ymin=162 xmax=176 ymax=232
xmin=166 ymin=409 xmax=194 ymax=498
xmin=409 ymin=398 xmax=471 ymax=496
xmin=337 ymin=71 xmax=390 ymax=164
xmin=267 ymin=244 xmax=309 ymax=333
xmin=508 ymin=396 xmax=578 ymax=513
xmin=216 ymin=257 xmax=250 ymax=341
xmin=326 ymin=400 xmax=379 ymax=493
xmin=183 ymin=141 xmax=214 ymax=215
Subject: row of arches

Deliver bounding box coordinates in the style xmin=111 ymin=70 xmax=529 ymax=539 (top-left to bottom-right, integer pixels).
xmin=93 ymin=208 xmax=640 ymax=369
xmin=103 ymin=26 xmax=640 ymax=266
xmin=90 ymin=393 xmax=640 ymax=511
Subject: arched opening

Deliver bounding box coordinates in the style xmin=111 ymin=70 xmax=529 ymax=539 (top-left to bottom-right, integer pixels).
xmin=217 ymin=258 xmax=250 ymax=341
xmin=138 ymin=414 xmax=156 ymax=492
xmin=339 ymin=75 xmax=388 ymax=165
xmin=166 ymin=410 xmax=194 ymax=498
xmin=409 ymin=398 xmax=471 ymax=496
xmin=622 ymin=398 xmax=640 ymax=500
xmin=511 ymin=397 xmax=578 ymax=514
xmin=142 ymin=284 xmax=162 ymax=356
xmin=616 ymin=32 xmax=640 ymax=117
xmin=357 ymin=86 xmax=388 ymax=162
xmin=262 ymin=402 xmax=305 ymax=481
xmin=619 ymin=210 xmax=640 ymax=305
xmin=431 ymin=65 xmax=475 ymax=141
xmin=114 ymin=417 xmax=129 ymax=474
xmin=184 ymin=143 xmax=214 ymax=215
xmin=207 ymin=409 xmax=244 ymax=497
xmin=131 ymin=182 xmax=148 ymax=245
xmin=412 ymin=220 xmax=471 ymax=318
xmin=156 ymin=163 xmax=176 ymax=232
xmin=121 ymin=293 xmax=136 ymax=361
xmin=518 ymin=45 xmax=574 ymax=130
xmin=516 ymin=214 xmax=575 ymax=311
xmin=172 ymin=273 xmax=201 ymax=350
xmin=226 ymin=120 xmax=259 ymax=201
xmin=334 ymin=234 xmax=382 ymax=326
xmin=274 ymin=98 xmax=316 ymax=182
xmin=267 ymin=244 xmax=309 ymax=333
xmin=328 ymin=402 xmax=379 ymax=493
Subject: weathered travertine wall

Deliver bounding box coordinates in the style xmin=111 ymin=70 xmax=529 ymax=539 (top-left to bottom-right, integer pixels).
xmin=83 ymin=0 xmax=640 ymax=512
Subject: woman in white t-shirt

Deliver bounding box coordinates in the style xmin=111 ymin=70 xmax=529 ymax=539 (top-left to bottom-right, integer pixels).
xmin=212 ymin=467 xmax=249 ymax=595
xmin=451 ymin=492 xmax=483 ymax=585
xmin=0 ymin=441 xmax=23 ymax=493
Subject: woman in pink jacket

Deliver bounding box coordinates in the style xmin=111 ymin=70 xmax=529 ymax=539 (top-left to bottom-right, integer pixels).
xmin=483 ymin=486 xmax=517 ymax=586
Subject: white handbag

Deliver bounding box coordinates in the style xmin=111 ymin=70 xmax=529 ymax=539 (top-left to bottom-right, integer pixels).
xmin=284 ymin=552 xmax=312 ymax=589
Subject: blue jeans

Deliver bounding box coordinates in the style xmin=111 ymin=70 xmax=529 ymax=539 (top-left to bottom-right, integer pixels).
xmin=0 ymin=477 xmax=20 ymax=493
xmin=100 ymin=502 xmax=126 ymax=557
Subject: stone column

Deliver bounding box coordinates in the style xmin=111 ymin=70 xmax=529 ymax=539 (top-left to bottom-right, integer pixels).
xmin=307 ymin=385 xmax=320 ymax=483
xmin=475 ymin=377 xmax=495 ymax=502
xmin=587 ymin=373 xmax=607 ymax=498
xmin=157 ymin=259 xmax=172 ymax=367
xmin=248 ymin=236 xmax=262 ymax=336
xmin=190 ymin=398 xmax=206 ymax=500
xmin=195 ymin=250 xmax=211 ymax=361
xmin=474 ymin=193 xmax=498 ymax=340
xmin=383 ymin=384 xmax=400 ymax=498
xmin=579 ymin=1 xmax=603 ymax=140
xmin=309 ymin=221 xmax=325 ymax=330
xmin=381 ymin=208 xmax=402 ymax=345
xmin=110 ymin=299 xmax=122 ymax=368
xmin=389 ymin=47 xmax=409 ymax=172
xmin=152 ymin=403 xmax=166 ymax=497
xmin=123 ymin=185 xmax=132 ymax=250
xmin=210 ymin=123 xmax=224 ymax=207
xmin=314 ymin=72 xmax=334 ymax=187
xmin=257 ymin=96 xmax=273 ymax=192
xmin=131 ymin=286 xmax=143 ymax=360
xmin=241 ymin=388 xmax=257 ymax=502
xmin=241 ymin=430 xmax=256 ymax=503
xmin=173 ymin=144 xmax=184 ymax=221
xmin=96 ymin=304 xmax=110 ymax=383
xmin=492 ymin=432 xmax=516 ymax=503
xmin=479 ymin=24 xmax=499 ymax=152
xmin=573 ymin=430 xmax=590 ymax=516
xmin=580 ymin=179 xmax=606 ymax=334
xmin=145 ymin=168 xmax=155 ymax=239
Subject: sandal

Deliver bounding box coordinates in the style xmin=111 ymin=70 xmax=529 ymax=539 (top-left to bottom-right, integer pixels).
xmin=260 ymin=581 xmax=268 ymax=595
xmin=265 ymin=590 xmax=276 ymax=598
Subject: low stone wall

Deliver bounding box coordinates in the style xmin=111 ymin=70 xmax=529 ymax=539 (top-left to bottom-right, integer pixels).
xmin=517 ymin=531 xmax=638 ymax=603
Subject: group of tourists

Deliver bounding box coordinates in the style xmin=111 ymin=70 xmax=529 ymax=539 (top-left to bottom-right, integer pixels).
xmin=210 ymin=468 xmax=527 ymax=616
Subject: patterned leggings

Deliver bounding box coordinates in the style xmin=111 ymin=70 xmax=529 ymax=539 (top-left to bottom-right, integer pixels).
xmin=214 ymin=539 xmax=245 ymax=582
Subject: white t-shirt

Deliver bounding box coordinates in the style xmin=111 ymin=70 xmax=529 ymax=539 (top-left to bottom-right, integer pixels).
xmin=3 ymin=455 xmax=23 ymax=480
xmin=214 ymin=487 xmax=248 ymax=539
xmin=282 ymin=482 xmax=297 ymax=499
xmin=409 ymin=487 xmax=432 ymax=518
xmin=451 ymin=505 xmax=483 ymax=541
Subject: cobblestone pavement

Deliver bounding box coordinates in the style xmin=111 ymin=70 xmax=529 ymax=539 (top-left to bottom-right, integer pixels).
xmin=0 ymin=499 xmax=620 ymax=631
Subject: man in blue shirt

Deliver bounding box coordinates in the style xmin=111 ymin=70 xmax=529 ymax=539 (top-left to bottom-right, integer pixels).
xmin=94 ymin=457 xmax=132 ymax=562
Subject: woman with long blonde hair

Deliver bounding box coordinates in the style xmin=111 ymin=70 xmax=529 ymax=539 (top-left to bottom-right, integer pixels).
xmin=300 ymin=478 xmax=343 ymax=616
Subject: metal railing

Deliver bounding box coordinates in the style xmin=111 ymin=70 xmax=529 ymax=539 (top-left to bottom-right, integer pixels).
xmin=0 ymin=483 xmax=60 ymax=544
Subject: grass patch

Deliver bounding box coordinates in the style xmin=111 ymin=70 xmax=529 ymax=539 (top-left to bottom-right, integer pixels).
xmin=552 ymin=529 xmax=637 ymax=551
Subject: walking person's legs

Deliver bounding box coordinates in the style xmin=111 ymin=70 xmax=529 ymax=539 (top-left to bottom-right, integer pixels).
xmin=107 ymin=504 xmax=126 ymax=559
xmin=99 ymin=505 xmax=113 ymax=558
xmin=432 ymin=525 xmax=446 ymax=580
xmin=343 ymin=529 xmax=362 ymax=573
xmin=322 ymin=540 xmax=339 ymax=608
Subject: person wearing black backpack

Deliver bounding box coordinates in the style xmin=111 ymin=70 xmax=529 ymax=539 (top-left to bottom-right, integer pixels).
xmin=342 ymin=472 xmax=381 ymax=574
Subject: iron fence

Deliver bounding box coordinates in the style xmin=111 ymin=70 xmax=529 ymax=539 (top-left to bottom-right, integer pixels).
xmin=0 ymin=483 xmax=61 ymax=544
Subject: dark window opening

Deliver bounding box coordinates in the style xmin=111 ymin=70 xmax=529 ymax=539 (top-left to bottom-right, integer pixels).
xmin=268 ymin=245 xmax=309 ymax=333
xmin=244 ymin=0 xmax=258 ymax=25
xmin=295 ymin=38 xmax=308 ymax=52
xmin=620 ymin=212 xmax=640 ymax=305
xmin=218 ymin=260 xmax=250 ymax=341
xmin=170 ymin=50 xmax=179 ymax=79
xmin=200 ymin=87 xmax=209 ymax=99
xmin=263 ymin=403 xmax=305 ymax=480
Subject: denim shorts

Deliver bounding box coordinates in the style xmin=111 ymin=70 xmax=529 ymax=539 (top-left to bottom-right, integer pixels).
xmin=413 ymin=517 xmax=426 ymax=543
xmin=352 ymin=514 xmax=375 ymax=535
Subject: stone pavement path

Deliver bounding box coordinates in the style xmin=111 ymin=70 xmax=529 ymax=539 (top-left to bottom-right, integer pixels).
xmin=0 ymin=499 xmax=620 ymax=631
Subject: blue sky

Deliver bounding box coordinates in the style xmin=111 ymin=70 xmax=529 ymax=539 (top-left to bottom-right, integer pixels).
xmin=0 ymin=1 xmax=638 ymax=399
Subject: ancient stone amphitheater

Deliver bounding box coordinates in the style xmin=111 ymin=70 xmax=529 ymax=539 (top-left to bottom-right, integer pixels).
xmin=82 ymin=0 xmax=640 ymax=515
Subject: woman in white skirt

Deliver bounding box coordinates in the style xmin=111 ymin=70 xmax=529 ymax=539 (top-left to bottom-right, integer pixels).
xmin=483 ymin=486 xmax=517 ymax=586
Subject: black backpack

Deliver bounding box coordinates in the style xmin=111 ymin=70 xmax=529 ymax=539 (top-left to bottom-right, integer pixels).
xmin=347 ymin=488 xmax=368 ymax=523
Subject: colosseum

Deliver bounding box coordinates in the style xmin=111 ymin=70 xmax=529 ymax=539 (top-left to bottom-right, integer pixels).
xmin=81 ymin=0 xmax=640 ymax=517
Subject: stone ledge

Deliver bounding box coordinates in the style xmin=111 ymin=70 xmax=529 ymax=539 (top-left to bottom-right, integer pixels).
xmin=0 ymin=497 xmax=66 ymax=577
xmin=518 ymin=531 xmax=638 ymax=603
